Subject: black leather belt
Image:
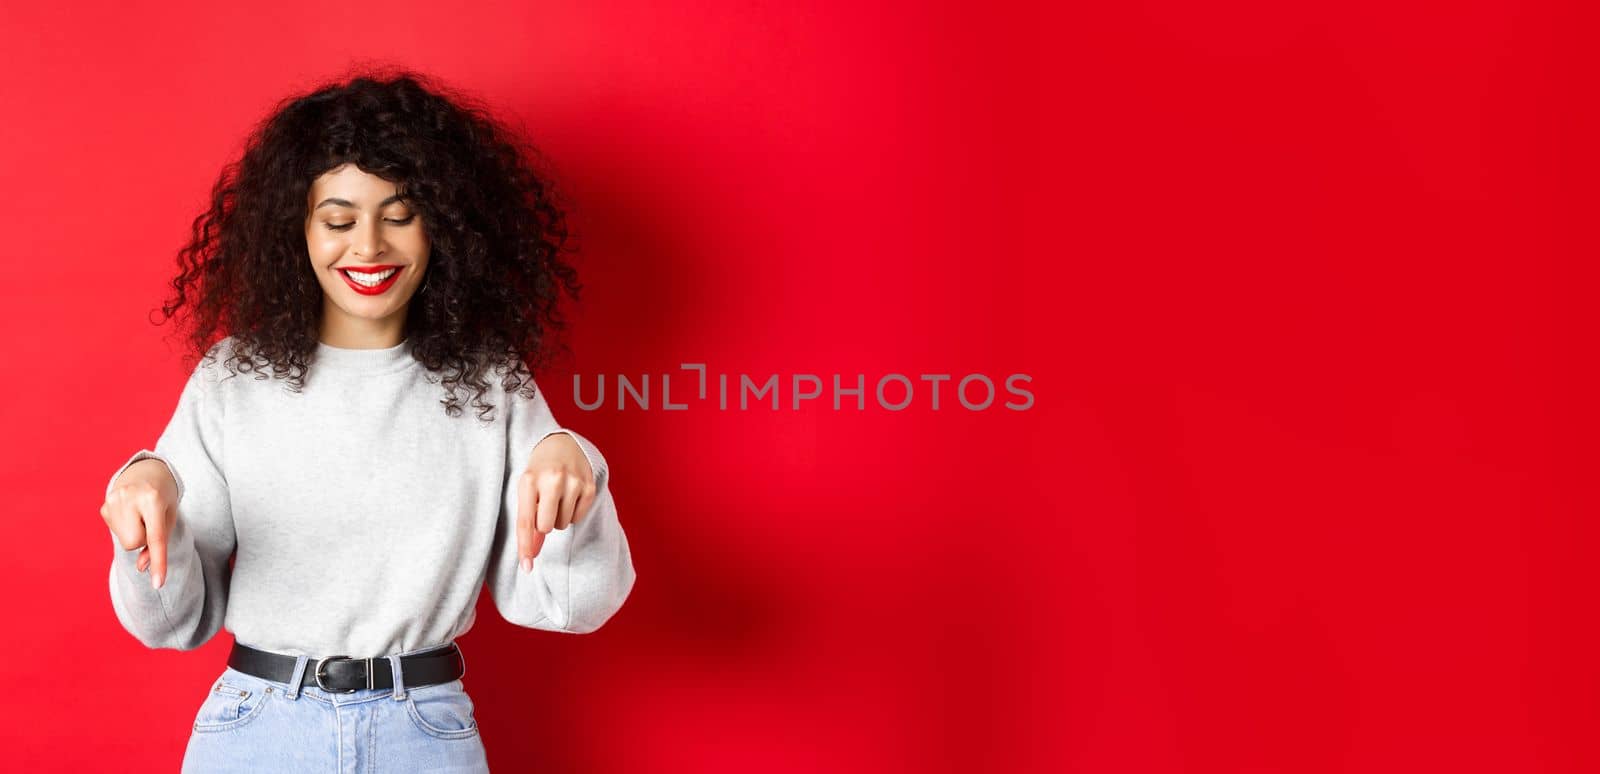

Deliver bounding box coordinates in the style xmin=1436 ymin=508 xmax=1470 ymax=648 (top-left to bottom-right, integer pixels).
xmin=227 ymin=640 xmax=465 ymax=694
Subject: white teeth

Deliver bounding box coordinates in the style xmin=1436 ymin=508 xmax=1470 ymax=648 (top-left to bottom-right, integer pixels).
xmin=343 ymin=268 xmax=398 ymax=286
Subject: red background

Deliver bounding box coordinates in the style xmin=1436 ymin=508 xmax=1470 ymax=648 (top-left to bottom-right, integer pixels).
xmin=0 ymin=1 xmax=1586 ymax=771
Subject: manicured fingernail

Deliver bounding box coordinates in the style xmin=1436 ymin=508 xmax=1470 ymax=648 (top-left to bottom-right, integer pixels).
xmin=152 ymin=573 xmax=163 ymax=590
xmin=521 ymin=557 xmax=531 ymax=574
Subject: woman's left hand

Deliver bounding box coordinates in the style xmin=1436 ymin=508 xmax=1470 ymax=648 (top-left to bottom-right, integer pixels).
xmin=515 ymin=432 xmax=598 ymax=571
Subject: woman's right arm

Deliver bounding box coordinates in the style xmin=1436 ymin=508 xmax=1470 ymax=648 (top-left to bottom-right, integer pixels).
xmin=102 ymin=363 xmax=236 ymax=651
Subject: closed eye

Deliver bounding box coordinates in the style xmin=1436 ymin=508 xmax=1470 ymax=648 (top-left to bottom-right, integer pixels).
xmin=323 ymin=215 xmax=416 ymax=232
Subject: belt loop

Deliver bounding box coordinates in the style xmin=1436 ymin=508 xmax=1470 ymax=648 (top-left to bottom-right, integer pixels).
xmin=285 ymin=655 xmax=310 ymax=700
xmin=388 ymin=653 xmax=407 ymax=701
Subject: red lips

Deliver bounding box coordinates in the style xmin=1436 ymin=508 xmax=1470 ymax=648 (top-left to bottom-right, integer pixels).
xmin=337 ymin=265 xmax=403 ymax=295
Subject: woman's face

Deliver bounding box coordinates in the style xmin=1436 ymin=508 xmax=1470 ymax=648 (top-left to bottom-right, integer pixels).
xmin=304 ymin=163 xmax=430 ymax=344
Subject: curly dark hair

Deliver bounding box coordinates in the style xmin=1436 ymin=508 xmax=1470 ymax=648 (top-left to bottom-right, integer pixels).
xmin=152 ymin=65 xmax=582 ymax=421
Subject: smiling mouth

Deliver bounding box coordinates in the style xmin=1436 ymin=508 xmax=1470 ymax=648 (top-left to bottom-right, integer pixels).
xmin=337 ymin=265 xmax=403 ymax=294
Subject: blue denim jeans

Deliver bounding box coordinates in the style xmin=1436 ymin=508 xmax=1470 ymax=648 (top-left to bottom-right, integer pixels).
xmin=181 ymin=643 xmax=489 ymax=773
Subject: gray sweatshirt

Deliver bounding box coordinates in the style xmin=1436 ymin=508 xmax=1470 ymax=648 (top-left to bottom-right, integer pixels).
xmin=105 ymin=336 xmax=636 ymax=658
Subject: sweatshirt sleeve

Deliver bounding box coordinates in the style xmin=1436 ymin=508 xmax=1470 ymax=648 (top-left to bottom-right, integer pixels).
xmin=487 ymin=377 xmax=636 ymax=634
xmin=105 ymin=362 xmax=236 ymax=650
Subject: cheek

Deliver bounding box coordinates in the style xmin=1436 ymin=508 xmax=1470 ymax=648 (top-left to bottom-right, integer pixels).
xmin=305 ymin=237 xmax=342 ymax=265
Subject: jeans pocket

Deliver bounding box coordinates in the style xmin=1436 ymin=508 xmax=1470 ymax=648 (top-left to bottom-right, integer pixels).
xmin=404 ymin=680 xmax=480 ymax=740
xmin=192 ymin=669 xmax=273 ymax=733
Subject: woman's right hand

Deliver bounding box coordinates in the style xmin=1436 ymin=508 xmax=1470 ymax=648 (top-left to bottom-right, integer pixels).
xmin=101 ymin=458 xmax=180 ymax=589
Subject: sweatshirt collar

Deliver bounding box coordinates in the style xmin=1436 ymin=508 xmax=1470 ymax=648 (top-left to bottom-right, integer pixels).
xmin=313 ymin=337 xmax=417 ymax=373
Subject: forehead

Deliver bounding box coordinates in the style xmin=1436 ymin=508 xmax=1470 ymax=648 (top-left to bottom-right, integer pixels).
xmin=307 ymin=163 xmax=403 ymax=205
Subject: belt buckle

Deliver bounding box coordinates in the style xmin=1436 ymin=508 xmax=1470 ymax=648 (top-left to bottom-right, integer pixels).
xmin=314 ymin=655 xmax=372 ymax=693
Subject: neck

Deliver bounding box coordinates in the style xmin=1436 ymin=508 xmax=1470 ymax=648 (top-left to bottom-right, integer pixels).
xmin=318 ymin=306 xmax=408 ymax=349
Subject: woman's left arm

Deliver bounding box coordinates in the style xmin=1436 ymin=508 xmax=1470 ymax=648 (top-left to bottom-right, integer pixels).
xmin=488 ymin=379 xmax=637 ymax=634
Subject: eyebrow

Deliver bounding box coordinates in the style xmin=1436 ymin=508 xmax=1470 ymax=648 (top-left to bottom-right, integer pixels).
xmin=313 ymin=193 xmax=407 ymax=211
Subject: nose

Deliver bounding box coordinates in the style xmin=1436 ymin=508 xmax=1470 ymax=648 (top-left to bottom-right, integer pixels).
xmin=351 ymin=219 xmax=386 ymax=259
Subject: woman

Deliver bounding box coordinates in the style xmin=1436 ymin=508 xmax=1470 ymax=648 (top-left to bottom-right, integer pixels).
xmin=97 ymin=69 xmax=637 ymax=773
